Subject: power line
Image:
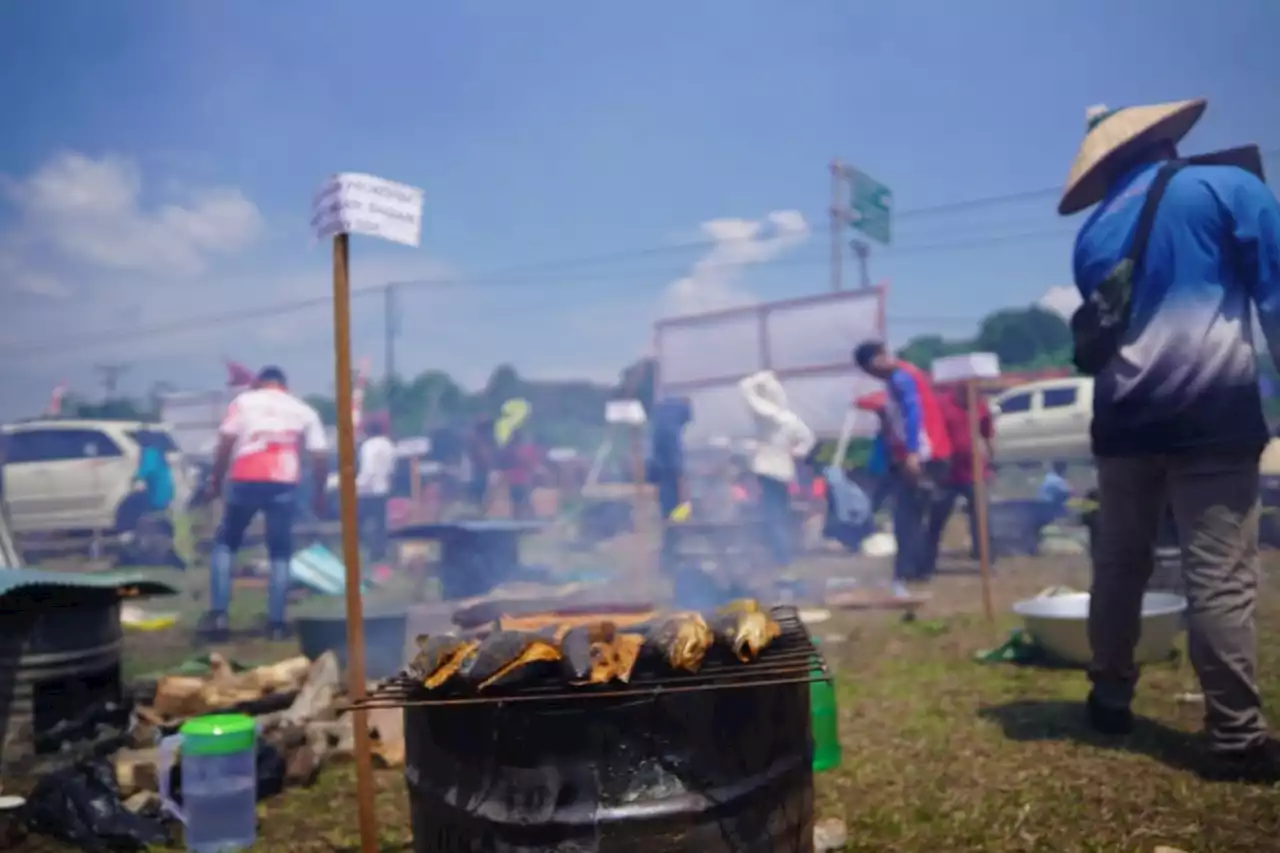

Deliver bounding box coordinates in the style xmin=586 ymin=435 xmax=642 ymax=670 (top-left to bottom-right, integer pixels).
xmin=5 ymin=175 xmax=1104 ymax=308
xmin=0 ymin=225 xmax=1078 ymax=357
xmin=9 ymin=141 xmax=1279 ymax=357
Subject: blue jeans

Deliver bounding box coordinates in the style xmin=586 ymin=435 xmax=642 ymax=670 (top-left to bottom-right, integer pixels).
xmin=758 ymin=475 xmax=793 ymax=568
xmin=656 ymin=473 xmax=681 ymax=576
xmin=358 ymin=495 xmax=388 ymax=563
xmin=924 ymin=481 xmax=991 ymax=574
xmin=891 ymin=471 xmax=931 ymax=582
xmin=210 ymin=481 xmax=297 ymax=625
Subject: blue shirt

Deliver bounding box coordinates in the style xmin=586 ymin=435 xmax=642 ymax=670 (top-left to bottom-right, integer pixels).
xmin=1037 ymin=472 xmax=1072 ymax=517
xmin=647 ymin=397 xmax=691 ymax=481
xmin=1073 ymin=160 xmax=1280 ymax=456
xmin=886 ymin=368 xmax=923 ymax=454
xmin=135 ymin=446 xmax=174 ymax=512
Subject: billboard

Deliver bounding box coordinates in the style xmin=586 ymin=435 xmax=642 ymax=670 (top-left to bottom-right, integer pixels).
xmin=158 ymin=390 xmax=231 ymax=458
xmin=654 ymin=286 xmax=889 ymax=443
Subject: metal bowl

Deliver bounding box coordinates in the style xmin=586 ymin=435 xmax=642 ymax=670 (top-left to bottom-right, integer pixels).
xmin=295 ymin=603 xmax=409 ymax=680
xmin=1011 ymin=591 xmax=1187 ymax=666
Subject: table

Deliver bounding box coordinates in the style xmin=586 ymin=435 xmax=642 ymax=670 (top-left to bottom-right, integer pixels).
xmin=391 ymin=519 xmax=547 ymax=600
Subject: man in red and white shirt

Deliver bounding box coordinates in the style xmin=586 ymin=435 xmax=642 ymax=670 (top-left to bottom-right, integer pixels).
xmin=199 ymin=366 xmax=328 ymax=642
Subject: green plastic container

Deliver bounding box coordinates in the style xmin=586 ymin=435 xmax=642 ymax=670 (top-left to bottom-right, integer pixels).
xmin=157 ymin=714 xmax=259 ymax=852
xmin=809 ymin=640 xmax=842 ymax=772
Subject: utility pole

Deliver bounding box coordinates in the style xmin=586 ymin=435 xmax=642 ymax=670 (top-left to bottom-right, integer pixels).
xmin=829 ymin=159 xmax=846 ymax=292
xmin=93 ymin=363 xmax=130 ymax=401
xmin=384 ymin=283 xmax=398 ymax=417
xmin=850 ymin=240 xmax=872 ymax=289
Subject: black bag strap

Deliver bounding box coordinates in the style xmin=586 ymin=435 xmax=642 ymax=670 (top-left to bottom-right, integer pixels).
xmin=1126 ymin=160 xmax=1186 ymax=267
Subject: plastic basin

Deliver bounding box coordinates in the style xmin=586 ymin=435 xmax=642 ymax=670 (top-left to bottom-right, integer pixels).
xmin=1012 ymin=591 xmax=1186 ymax=666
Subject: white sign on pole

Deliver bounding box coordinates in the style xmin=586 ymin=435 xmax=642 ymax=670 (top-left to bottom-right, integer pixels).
xmin=310 ymin=173 xmax=425 ymax=248
xmin=605 ymin=399 xmax=647 ymax=426
xmin=931 ymin=352 xmax=1001 ymax=383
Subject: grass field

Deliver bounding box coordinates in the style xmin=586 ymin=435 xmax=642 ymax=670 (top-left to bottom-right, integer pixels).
xmin=20 ymin=549 xmax=1280 ymax=853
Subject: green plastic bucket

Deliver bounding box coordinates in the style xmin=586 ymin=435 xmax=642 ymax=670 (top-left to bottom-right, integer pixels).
xmin=809 ymin=639 xmax=842 ymax=772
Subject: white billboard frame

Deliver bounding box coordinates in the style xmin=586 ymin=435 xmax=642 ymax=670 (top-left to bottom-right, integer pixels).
xmin=653 ymin=285 xmax=890 ymax=443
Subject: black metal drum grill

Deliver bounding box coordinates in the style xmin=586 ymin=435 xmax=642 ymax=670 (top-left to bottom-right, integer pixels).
xmin=0 ymin=590 xmax=127 ymax=772
xmin=351 ymin=607 xmax=828 ymax=853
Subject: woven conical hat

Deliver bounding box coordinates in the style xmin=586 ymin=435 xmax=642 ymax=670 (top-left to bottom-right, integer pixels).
xmin=1058 ymin=99 xmax=1206 ymax=215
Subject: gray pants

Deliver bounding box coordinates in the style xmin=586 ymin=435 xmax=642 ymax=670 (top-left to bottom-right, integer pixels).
xmin=1090 ymin=454 xmax=1266 ymax=753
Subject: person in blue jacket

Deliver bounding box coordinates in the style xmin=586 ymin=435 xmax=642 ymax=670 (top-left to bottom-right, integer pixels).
xmin=1036 ymin=461 xmax=1073 ymax=525
xmin=647 ymin=397 xmax=692 ymax=573
xmin=133 ymin=434 xmax=175 ymax=514
xmin=1061 ymin=97 xmax=1280 ymax=775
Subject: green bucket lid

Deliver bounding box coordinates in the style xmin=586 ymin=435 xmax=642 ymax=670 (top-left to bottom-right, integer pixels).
xmin=179 ymin=713 xmax=257 ymax=756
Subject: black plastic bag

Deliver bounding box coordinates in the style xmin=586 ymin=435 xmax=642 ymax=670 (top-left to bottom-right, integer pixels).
xmin=22 ymin=758 xmax=170 ymax=852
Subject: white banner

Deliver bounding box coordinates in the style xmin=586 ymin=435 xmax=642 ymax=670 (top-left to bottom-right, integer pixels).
xmin=310 ymin=172 xmax=425 ymax=248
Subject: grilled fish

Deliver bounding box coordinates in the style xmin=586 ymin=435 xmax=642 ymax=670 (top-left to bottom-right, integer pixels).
xmin=407 ymin=635 xmax=481 ymax=690
xmin=586 ymin=633 xmax=645 ymax=684
xmin=712 ymin=609 xmax=782 ymax=662
xmin=648 ymin=612 xmax=714 ymax=672
xmin=456 ymin=630 xmax=563 ymax=690
xmin=560 ymin=621 xmax=619 ymax=680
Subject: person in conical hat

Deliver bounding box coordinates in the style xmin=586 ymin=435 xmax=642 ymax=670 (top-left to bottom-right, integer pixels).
xmin=1059 ymin=99 xmax=1264 ymax=215
xmin=1066 ymin=98 xmax=1280 ymax=781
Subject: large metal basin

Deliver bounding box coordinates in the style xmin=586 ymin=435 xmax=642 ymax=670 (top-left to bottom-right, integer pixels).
xmin=1012 ymin=591 xmax=1187 ymax=665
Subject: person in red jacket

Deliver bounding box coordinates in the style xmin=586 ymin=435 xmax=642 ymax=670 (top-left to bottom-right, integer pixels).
xmin=923 ymin=384 xmax=994 ymax=574
xmin=854 ymin=341 xmax=952 ymax=591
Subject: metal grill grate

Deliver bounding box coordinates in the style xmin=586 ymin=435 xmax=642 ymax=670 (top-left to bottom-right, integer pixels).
xmin=345 ymin=605 xmax=830 ymax=711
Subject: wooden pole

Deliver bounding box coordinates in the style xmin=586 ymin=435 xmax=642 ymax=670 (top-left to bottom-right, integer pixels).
xmin=331 ymin=233 xmax=379 ymax=853
xmin=409 ymin=456 xmax=421 ymax=521
xmin=967 ymin=378 xmax=995 ymax=624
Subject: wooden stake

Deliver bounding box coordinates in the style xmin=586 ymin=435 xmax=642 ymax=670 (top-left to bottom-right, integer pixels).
xmin=967 ymin=378 xmax=995 ymax=624
xmin=409 ymin=456 xmax=421 ymax=515
xmin=331 ymin=233 xmax=379 ymax=853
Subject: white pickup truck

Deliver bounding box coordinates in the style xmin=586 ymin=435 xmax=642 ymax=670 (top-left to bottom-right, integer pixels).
xmin=991 ymin=375 xmax=1280 ymax=479
xmin=989 ymin=377 xmax=1094 ymax=463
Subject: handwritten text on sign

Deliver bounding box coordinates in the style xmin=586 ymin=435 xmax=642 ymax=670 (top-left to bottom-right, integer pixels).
xmin=310 ymin=173 xmax=425 ymax=248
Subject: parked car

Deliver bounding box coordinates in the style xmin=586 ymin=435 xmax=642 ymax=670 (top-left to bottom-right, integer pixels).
xmin=990 ymin=377 xmax=1094 ymax=463
xmin=0 ymin=419 xmax=195 ymax=545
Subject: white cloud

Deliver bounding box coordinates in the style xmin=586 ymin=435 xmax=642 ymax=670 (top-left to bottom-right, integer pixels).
xmin=0 ymin=151 xmax=263 ymax=297
xmin=1038 ymin=284 xmax=1081 ymax=319
xmin=662 ymin=209 xmax=810 ymax=316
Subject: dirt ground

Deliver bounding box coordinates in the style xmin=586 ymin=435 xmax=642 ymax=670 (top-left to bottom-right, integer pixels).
xmin=18 ymin=541 xmax=1280 ymax=852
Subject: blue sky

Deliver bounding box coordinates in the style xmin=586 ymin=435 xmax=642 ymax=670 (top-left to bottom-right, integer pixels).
xmin=0 ymin=0 xmax=1277 ymax=417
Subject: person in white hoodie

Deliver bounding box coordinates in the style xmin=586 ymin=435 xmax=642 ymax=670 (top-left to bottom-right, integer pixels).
xmin=738 ymin=371 xmax=817 ymax=567
xmin=356 ymin=417 xmax=397 ymax=567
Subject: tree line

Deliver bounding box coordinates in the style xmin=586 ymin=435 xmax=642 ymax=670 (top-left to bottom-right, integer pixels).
xmin=58 ymin=302 xmax=1278 ymax=448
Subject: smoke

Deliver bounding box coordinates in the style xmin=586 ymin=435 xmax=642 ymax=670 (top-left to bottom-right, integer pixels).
xmin=662 ymin=210 xmax=811 ymax=317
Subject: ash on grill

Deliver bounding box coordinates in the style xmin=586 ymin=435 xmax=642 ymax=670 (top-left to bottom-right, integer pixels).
xmin=353 ymin=605 xmax=829 ymax=853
